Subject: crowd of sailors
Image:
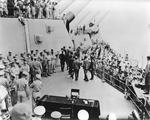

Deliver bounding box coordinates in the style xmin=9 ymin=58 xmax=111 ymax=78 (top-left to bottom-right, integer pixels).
xmin=0 ymin=49 xmax=59 ymax=111
xmin=0 ymin=42 xmax=149 ymax=120
xmin=0 ymin=0 xmax=61 ymax=19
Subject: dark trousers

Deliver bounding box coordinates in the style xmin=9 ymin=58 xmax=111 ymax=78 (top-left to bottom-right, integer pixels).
xmin=68 ymin=65 xmax=72 ymax=75
xmin=70 ymin=69 xmax=74 ymax=79
xmin=74 ymin=69 xmax=79 ymax=80
xmin=30 ymin=72 xmax=34 ymax=84
xmin=10 ymin=90 xmax=17 ymax=106
xmin=83 ymin=69 xmax=88 ymax=80
xmin=60 ymin=61 xmax=65 ymax=72
xmin=65 ymin=60 xmax=69 ymax=70
xmin=145 ymin=73 xmax=150 ymax=93
xmin=90 ymin=70 xmax=95 ymax=80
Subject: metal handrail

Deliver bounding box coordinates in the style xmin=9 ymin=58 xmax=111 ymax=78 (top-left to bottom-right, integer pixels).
xmin=96 ymin=65 xmax=150 ymax=119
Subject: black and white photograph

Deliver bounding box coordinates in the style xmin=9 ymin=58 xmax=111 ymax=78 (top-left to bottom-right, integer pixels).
xmin=0 ymin=0 xmax=150 ymax=120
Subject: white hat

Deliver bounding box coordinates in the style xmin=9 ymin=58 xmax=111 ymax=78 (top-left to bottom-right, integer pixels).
xmin=36 ymin=74 xmax=41 ymax=80
xmin=34 ymin=106 xmax=46 ymax=116
xmin=11 ymin=73 xmax=16 ymax=78
xmin=51 ymin=111 xmax=61 ymax=119
xmin=10 ymin=103 xmax=32 ymax=120
xmin=0 ymin=70 xmax=5 ymax=76
xmin=107 ymin=113 xmax=116 ymax=120
xmin=22 ymin=71 xmax=29 ymax=76
xmin=78 ymin=109 xmax=89 ymax=120
xmin=0 ymin=64 xmax=5 ymax=69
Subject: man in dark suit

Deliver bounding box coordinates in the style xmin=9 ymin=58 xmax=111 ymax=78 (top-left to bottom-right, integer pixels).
xmin=59 ymin=51 xmax=65 ymax=72
xmin=89 ymin=53 xmax=96 ymax=80
xmin=144 ymin=56 xmax=150 ymax=94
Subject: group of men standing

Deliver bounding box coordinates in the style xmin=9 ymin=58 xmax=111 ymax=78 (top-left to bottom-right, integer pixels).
xmin=0 ymin=48 xmax=59 ymax=111
xmin=59 ymin=46 xmax=96 ymax=81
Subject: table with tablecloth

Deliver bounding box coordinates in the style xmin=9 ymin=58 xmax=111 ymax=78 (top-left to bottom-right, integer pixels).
xmin=37 ymin=95 xmax=100 ymax=119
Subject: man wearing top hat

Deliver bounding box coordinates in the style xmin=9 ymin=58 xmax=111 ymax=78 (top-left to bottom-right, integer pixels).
xmin=144 ymin=56 xmax=150 ymax=94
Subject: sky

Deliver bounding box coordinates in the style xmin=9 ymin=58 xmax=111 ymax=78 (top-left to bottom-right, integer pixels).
xmin=66 ymin=0 xmax=150 ymax=68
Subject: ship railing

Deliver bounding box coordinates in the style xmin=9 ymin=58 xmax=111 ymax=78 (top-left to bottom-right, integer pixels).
xmin=95 ymin=65 xmax=150 ymax=119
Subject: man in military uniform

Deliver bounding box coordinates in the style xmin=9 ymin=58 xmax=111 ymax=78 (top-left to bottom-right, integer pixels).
xmin=65 ymin=49 xmax=70 ymax=70
xmin=68 ymin=52 xmax=74 ymax=79
xmin=0 ymin=65 xmax=10 ymax=109
xmin=7 ymin=51 xmax=13 ymax=62
xmin=16 ymin=71 xmax=30 ymax=103
xmin=144 ymin=56 xmax=150 ymax=94
xmin=73 ymin=56 xmax=81 ymax=81
xmin=51 ymin=49 xmax=56 ymax=73
xmin=29 ymin=56 xmax=35 ymax=83
xmin=0 ymin=66 xmax=9 ymax=90
xmin=30 ymin=74 xmax=42 ymax=108
xmin=32 ymin=57 xmax=42 ymax=80
xmin=89 ymin=53 xmax=96 ymax=80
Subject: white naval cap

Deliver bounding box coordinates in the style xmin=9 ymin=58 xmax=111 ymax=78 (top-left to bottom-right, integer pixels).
xmin=107 ymin=113 xmax=117 ymax=120
xmin=34 ymin=106 xmax=46 ymax=116
xmin=22 ymin=71 xmax=29 ymax=76
xmin=10 ymin=103 xmax=32 ymax=120
xmin=35 ymin=74 xmax=41 ymax=80
xmin=78 ymin=109 xmax=89 ymax=120
xmin=0 ymin=70 xmax=4 ymax=76
xmin=0 ymin=64 xmax=5 ymax=69
xmin=51 ymin=111 xmax=62 ymax=119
